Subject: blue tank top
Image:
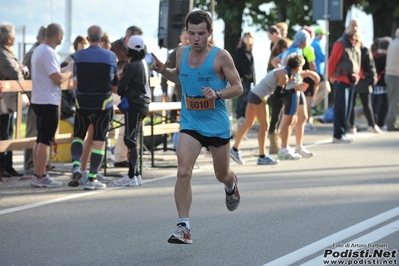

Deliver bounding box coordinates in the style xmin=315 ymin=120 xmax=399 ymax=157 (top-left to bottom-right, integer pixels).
xmin=179 ymin=46 xmax=230 ymax=138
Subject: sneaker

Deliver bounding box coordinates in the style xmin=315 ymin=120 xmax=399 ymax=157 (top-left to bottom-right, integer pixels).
xmin=230 ymin=148 xmax=245 ymax=164
xmin=295 ymin=147 xmax=313 ymax=158
xmin=257 ymin=155 xmax=278 ymax=165
xmin=367 ymin=125 xmax=382 ymax=134
xmin=112 ymin=174 xmax=138 ymax=187
xmin=79 ymin=171 xmax=88 ymax=185
xmin=348 ymin=126 xmax=357 ymax=134
xmin=225 ymin=176 xmax=240 ymax=211
xmin=68 ymin=166 xmax=82 ymax=187
xmin=304 ymin=122 xmax=314 ymax=132
xmin=84 ymin=179 xmax=107 ymax=190
xmin=277 ymin=148 xmax=302 ymax=160
xmin=96 ymin=172 xmax=110 ymax=184
xmin=31 ymin=174 xmax=62 ymax=188
xmin=167 ymin=223 xmax=193 ymax=244
xmin=136 ymin=175 xmax=143 ymax=186
xmin=332 ymin=135 xmax=353 ymax=143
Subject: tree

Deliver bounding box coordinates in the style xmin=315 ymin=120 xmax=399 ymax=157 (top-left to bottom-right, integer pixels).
xmin=362 ymin=0 xmax=399 ymax=38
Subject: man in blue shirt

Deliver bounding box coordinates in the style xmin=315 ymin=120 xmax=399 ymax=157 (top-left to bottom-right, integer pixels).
xmin=311 ymin=27 xmax=331 ymax=111
xmin=68 ymin=25 xmax=118 ymax=190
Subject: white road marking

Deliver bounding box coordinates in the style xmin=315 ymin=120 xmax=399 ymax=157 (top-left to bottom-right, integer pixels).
xmin=301 ymin=219 xmax=399 ymax=265
xmin=263 ymin=207 xmax=399 ymax=266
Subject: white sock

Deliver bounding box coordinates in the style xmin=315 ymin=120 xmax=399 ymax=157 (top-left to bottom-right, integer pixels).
xmin=296 ymin=145 xmax=303 ymax=150
xmin=179 ymin=218 xmax=190 ymax=229
xmin=225 ymin=181 xmax=236 ymax=194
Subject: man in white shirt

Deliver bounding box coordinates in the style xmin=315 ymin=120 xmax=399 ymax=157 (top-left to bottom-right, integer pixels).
xmin=30 ymin=23 xmax=74 ymax=188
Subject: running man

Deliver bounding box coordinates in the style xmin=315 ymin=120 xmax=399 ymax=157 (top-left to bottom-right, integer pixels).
xmin=151 ymin=10 xmax=243 ymax=244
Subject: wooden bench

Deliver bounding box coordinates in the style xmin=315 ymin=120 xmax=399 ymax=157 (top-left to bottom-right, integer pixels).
xmin=0 ymin=78 xmax=180 ymax=178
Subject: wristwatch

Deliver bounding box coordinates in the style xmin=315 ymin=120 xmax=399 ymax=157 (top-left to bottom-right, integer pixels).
xmin=215 ymin=90 xmax=222 ymax=100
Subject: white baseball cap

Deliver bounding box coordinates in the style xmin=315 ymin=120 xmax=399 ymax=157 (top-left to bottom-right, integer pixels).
xmin=127 ymin=35 xmax=145 ymax=51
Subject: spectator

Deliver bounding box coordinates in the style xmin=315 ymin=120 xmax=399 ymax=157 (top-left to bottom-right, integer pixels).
xmin=22 ymin=25 xmax=46 ymax=174
xmin=67 ymin=25 xmax=117 ymax=190
xmin=372 ymin=37 xmax=392 ymax=128
xmin=160 ymin=28 xmax=189 ymax=103
xmin=272 ymin=29 xmax=318 ymax=159
xmin=111 ymin=26 xmax=151 ymax=168
xmin=267 ymin=38 xmax=291 ymax=154
xmin=30 ymin=23 xmax=74 ymax=188
xmin=349 ymin=33 xmax=380 ymax=133
xmin=328 ymin=19 xmax=361 ymax=143
xmin=267 ymin=25 xmax=281 ymax=54
xmin=233 ymin=32 xmax=255 ymax=124
xmin=60 ymin=35 xmax=88 ymax=67
xmin=112 ymin=36 xmax=150 ymax=187
xmin=311 ymin=27 xmax=331 ymax=112
xmin=384 ymin=28 xmax=399 ymax=131
xmin=0 ymin=22 xmax=28 ymax=177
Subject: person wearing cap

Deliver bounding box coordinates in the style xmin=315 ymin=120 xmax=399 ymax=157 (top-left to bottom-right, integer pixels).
xmin=372 ymin=36 xmax=392 ymax=128
xmin=311 ymin=27 xmax=331 ymax=113
xmin=68 ymin=25 xmax=118 ymax=190
xmin=151 ymin=10 xmax=243 ymax=244
xmin=384 ymin=28 xmax=399 ymax=131
xmin=112 ymin=35 xmax=150 ymax=187
xmin=22 ymin=25 xmax=47 ymax=174
xmin=271 ymin=29 xmax=319 ymax=160
xmin=111 ymin=25 xmax=152 ymax=168
xmin=328 ymin=19 xmax=361 ymax=143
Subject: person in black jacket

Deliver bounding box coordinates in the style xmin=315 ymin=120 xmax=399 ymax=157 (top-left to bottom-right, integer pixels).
xmin=349 ymin=34 xmax=381 ymax=133
xmin=233 ymin=32 xmax=255 ymax=122
xmin=113 ymin=35 xmax=150 ymax=187
xmin=372 ymin=37 xmax=392 ymax=128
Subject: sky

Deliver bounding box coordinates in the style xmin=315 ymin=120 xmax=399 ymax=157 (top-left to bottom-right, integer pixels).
xmin=1 ymin=0 xmax=373 ymax=95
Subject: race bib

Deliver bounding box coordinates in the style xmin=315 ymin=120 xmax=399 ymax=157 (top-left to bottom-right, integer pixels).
xmin=185 ymin=97 xmax=215 ymax=111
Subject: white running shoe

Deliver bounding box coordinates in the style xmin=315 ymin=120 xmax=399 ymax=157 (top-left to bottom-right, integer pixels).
xmin=277 ymin=148 xmax=302 ymax=160
xmin=96 ymin=171 xmax=110 ymax=184
xmin=136 ymin=175 xmax=143 ymax=186
xmin=84 ymin=179 xmax=106 ymax=190
xmin=295 ymin=147 xmax=313 ymax=158
xmin=31 ymin=174 xmax=62 ymax=188
xmin=112 ymin=174 xmax=138 ymax=187
xmin=229 ymin=148 xmax=245 ymax=164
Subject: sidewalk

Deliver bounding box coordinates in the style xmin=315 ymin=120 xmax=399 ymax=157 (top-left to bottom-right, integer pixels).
xmin=0 ymin=118 xmax=368 ymax=192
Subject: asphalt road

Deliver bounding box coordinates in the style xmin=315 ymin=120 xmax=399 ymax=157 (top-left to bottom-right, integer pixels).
xmin=1 ymin=124 xmax=398 ymax=266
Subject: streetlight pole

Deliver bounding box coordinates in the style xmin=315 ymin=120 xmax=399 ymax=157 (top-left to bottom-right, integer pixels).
xmin=58 ymin=0 xmax=74 ymax=61
xmin=211 ymin=0 xmax=215 ymax=43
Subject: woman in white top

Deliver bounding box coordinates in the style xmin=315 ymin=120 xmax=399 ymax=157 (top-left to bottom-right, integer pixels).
xmin=229 ymin=53 xmax=315 ymax=165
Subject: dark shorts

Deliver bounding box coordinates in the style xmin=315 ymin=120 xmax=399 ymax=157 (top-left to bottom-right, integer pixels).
xmin=282 ymin=93 xmax=299 ymax=116
xmin=74 ymin=108 xmax=113 ymax=141
xmin=247 ymin=91 xmax=264 ymax=105
xmin=299 ymin=91 xmax=306 ymax=105
xmin=304 ymin=73 xmax=323 ymax=96
xmin=32 ymin=103 xmax=59 ymax=146
xmin=180 ymin=129 xmax=231 ymax=148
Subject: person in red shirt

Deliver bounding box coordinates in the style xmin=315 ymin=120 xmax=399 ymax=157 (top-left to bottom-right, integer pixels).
xmin=328 ymin=19 xmax=361 ymax=143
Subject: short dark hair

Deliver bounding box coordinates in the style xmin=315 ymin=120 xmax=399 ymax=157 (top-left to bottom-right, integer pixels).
xmin=378 ymin=37 xmax=392 ymax=50
xmin=185 ymin=10 xmax=212 ymax=31
xmin=126 ymin=26 xmax=143 ymax=37
xmin=286 ymin=53 xmax=305 ymax=69
xmin=267 ymin=25 xmax=280 ymax=35
xmin=73 ymin=35 xmax=87 ymax=51
xmin=127 ymin=49 xmax=145 ymax=61
xmin=46 ymin=23 xmax=63 ymax=39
